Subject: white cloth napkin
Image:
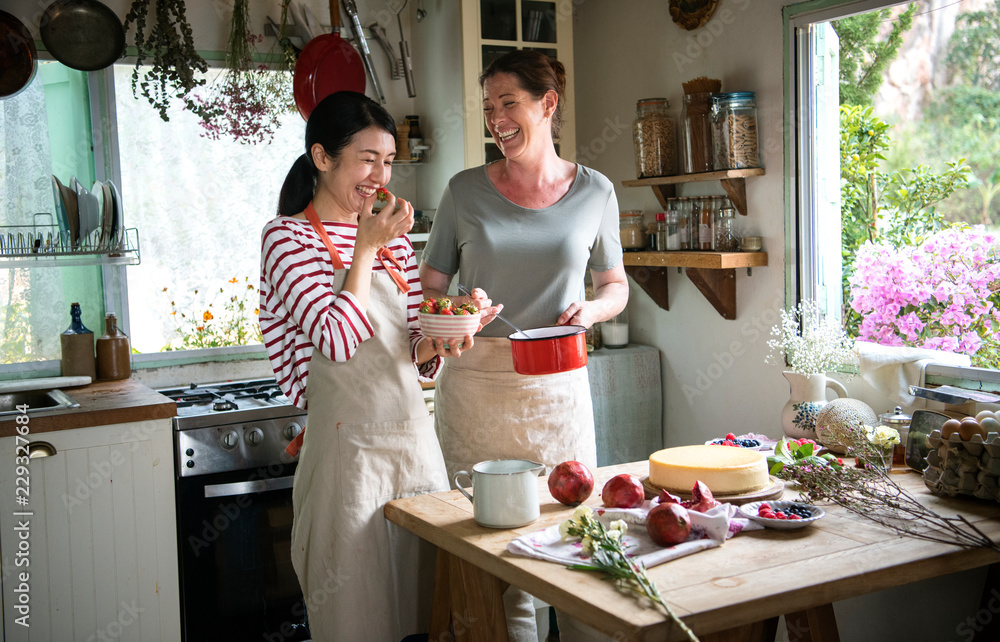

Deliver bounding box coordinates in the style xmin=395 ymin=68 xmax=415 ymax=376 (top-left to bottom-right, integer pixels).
xmin=506 ymin=501 xmax=761 ymax=570
xmin=855 ymin=341 xmax=971 ymax=407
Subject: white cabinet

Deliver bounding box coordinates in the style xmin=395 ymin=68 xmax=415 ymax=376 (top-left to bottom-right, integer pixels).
xmin=589 ymin=344 xmax=663 ymax=466
xmin=0 ymin=420 xmax=179 ymax=641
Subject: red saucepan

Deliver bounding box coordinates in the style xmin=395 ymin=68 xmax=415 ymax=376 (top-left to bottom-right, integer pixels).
xmin=292 ymin=0 xmax=366 ymax=120
xmin=508 ymin=326 xmax=588 ymax=376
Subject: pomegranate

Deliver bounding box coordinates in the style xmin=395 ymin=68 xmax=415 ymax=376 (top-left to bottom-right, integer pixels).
xmin=601 ymin=473 xmax=645 ymax=509
xmin=646 ymin=503 xmax=692 ymax=546
xmin=657 ymin=489 xmax=683 ymax=505
xmin=547 ymin=461 xmax=595 ymax=506
xmin=682 ymin=481 xmax=720 ymax=513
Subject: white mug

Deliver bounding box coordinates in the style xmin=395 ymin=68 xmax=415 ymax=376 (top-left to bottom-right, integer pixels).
xmin=453 ymin=459 xmax=545 ymax=528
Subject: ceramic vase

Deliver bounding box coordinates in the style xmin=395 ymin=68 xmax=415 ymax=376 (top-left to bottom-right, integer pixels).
xmin=780 ymin=372 xmax=848 ymax=439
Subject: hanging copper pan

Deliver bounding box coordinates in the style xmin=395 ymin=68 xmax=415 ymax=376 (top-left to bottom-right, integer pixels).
xmin=40 ymin=0 xmax=125 ymax=72
xmin=0 ymin=11 xmax=37 ymax=99
xmin=292 ymin=0 xmax=366 ymax=120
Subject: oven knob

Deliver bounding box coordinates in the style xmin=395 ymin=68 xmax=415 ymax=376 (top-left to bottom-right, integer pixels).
xmin=186 ymin=460 xmax=194 ymax=468
xmin=185 ymin=448 xmax=194 ymax=457
xmin=282 ymin=422 xmax=303 ymax=441
xmin=246 ymin=427 xmax=264 ymax=446
xmin=221 ymin=431 xmax=239 ymax=449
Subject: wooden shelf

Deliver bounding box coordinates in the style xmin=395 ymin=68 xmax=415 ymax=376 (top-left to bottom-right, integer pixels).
xmin=621 ymin=167 xmax=765 ymax=215
xmin=622 ymin=251 xmax=768 ymax=320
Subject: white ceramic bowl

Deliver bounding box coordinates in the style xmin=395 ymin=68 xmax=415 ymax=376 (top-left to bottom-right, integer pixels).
xmin=418 ymin=311 xmax=481 ymax=339
xmin=738 ymin=500 xmax=825 ymax=530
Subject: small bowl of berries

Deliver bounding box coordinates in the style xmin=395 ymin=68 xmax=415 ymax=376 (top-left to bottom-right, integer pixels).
xmin=706 ymin=432 xmax=774 ymax=451
xmin=739 ymin=500 xmax=825 ymax=530
xmin=418 ymin=297 xmax=481 ymax=340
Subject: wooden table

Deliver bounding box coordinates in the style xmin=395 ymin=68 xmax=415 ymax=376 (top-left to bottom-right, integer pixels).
xmin=384 ymin=461 xmax=1000 ymax=641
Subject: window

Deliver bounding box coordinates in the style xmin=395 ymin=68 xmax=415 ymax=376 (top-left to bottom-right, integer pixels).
xmin=786 ymin=0 xmax=1000 ymax=369
xmin=0 ymin=60 xmax=304 ymax=371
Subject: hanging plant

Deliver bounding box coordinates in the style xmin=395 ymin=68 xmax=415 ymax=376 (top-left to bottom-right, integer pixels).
xmin=190 ymin=0 xmax=297 ymax=145
xmin=123 ymin=0 xmax=210 ymax=122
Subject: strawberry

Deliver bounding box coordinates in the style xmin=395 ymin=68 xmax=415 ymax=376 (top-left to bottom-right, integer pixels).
xmin=439 ymin=308 xmax=454 ymax=315
xmin=376 ymin=187 xmax=390 ymax=202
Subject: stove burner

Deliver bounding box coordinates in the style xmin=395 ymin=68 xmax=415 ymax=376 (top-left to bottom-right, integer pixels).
xmin=213 ymin=400 xmax=238 ymax=412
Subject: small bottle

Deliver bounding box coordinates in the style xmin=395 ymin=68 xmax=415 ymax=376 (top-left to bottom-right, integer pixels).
xmin=715 ymin=206 xmax=740 ymax=251
xmin=654 ymin=212 xmax=668 ymax=252
xmin=60 ymin=302 xmax=96 ymax=380
xmin=697 ymin=197 xmax=713 ymax=250
xmin=96 ymin=314 xmax=131 ymax=381
xmin=677 ymin=198 xmax=692 ymax=250
xmin=664 ymin=211 xmax=681 ymax=250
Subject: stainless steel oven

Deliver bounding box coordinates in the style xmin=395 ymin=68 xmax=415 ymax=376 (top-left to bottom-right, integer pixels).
xmin=160 ymin=379 xmax=310 ymax=642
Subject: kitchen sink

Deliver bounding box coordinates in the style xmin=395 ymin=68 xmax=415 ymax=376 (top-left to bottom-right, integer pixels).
xmin=0 ymin=389 xmax=80 ymax=416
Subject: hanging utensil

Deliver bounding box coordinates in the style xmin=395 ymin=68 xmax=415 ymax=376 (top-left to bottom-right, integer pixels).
xmin=0 ymin=10 xmax=37 ymax=99
xmin=288 ymin=1 xmax=315 ymax=43
xmin=369 ymin=21 xmax=402 ymax=80
xmin=40 ymin=0 xmax=125 ymax=72
xmin=342 ymin=0 xmax=385 ymax=104
xmin=395 ymin=0 xmax=416 ymax=97
xmin=292 ymin=0 xmax=366 ymax=120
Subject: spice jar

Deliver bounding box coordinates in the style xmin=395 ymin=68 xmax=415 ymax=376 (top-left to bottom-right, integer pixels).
xmin=632 ymin=98 xmax=677 ymax=178
xmin=711 ymin=92 xmax=760 ymax=170
xmin=677 ymin=198 xmax=692 ymax=250
xmin=663 ymin=211 xmax=681 ymax=250
xmin=681 ymin=93 xmax=714 ymax=174
xmin=879 ymin=406 xmax=912 ymax=466
xmin=715 ymin=206 xmax=740 ymax=251
xmin=694 ymin=198 xmax=714 ymax=250
xmin=619 ymin=210 xmax=646 ymax=251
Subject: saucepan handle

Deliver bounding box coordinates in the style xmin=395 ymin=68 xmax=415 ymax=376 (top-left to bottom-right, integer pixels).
xmin=453 ymin=470 xmax=473 ymax=504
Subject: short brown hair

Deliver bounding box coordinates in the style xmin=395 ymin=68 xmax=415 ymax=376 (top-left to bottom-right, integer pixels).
xmin=479 ymin=50 xmax=567 ymax=139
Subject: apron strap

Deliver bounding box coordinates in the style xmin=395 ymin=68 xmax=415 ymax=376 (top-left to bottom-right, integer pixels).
xmin=285 ymin=428 xmax=305 ymax=457
xmin=304 ymin=202 xmax=346 ymax=270
xmin=305 ymin=202 xmax=410 ymax=295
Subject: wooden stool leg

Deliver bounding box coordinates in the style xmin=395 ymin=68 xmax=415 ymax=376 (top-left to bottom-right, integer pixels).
xmin=429 ymin=548 xmax=453 ymax=641
xmin=448 ymin=553 xmax=511 ymax=642
xmin=701 ymin=616 xmax=779 ymax=642
xmin=784 ymin=604 xmax=840 ymax=642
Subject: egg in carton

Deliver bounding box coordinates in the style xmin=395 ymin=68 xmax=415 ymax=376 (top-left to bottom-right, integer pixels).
xmin=923 ymin=429 xmax=1000 ymax=502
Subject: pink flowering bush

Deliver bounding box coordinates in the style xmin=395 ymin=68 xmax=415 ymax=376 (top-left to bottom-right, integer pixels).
xmin=849 ymin=226 xmax=1000 ymax=368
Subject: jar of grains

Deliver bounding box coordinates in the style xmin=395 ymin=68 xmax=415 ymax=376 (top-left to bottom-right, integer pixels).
xmin=711 ymin=92 xmax=760 ymax=170
xmin=632 ymin=98 xmax=677 ymax=178
xmin=619 ymin=210 xmax=646 ymax=251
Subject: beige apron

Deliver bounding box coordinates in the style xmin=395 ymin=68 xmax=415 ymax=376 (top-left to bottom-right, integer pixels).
xmin=435 ymin=336 xmax=597 ymax=480
xmin=435 ymin=336 xmax=597 ymax=642
xmin=290 ymin=267 xmax=449 ymax=642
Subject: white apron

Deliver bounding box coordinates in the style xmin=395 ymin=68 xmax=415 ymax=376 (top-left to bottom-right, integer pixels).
xmin=434 ymin=336 xmax=597 ymax=642
xmin=290 ymin=267 xmax=449 ymax=642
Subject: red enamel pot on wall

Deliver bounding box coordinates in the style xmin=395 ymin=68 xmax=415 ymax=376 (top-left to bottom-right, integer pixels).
xmin=508 ymin=326 xmax=588 ymax=376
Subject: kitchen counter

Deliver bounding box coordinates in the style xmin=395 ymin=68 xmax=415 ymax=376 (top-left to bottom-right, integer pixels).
xmin=0 ymin=378 xmax=176 ymax=438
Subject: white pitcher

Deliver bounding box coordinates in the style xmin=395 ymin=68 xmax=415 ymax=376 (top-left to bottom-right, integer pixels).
xmin=780 ymin=372 xmax=848 ymax=439
xmin=453 ymin=459 xmax=545 ymax=528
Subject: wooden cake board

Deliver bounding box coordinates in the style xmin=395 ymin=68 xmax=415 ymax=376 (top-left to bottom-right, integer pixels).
xmin=641 ymin=475 xmax=785 ymax=506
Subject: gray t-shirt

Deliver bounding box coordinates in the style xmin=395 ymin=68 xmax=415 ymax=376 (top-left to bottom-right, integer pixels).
xmin=422 ymin=163 xmax=623 ymax=338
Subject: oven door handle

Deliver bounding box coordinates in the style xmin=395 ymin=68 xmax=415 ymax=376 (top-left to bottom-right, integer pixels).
xmin=203 ymin=475 xmax=295 ymax=498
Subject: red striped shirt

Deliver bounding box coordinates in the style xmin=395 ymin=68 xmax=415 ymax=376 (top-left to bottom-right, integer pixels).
xmin=259 ymin=217 xmax=440 ymax=409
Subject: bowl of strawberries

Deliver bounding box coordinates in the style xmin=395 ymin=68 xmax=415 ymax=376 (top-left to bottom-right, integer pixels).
xmin=418 ymin=297 xmax=481 ymax=339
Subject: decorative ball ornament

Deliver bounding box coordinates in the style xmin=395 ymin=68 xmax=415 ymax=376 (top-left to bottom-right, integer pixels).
xmin=669 ymin=0 xmax=720 ymax=30
xmin=815 ymin=398 xmax=879 ymax=454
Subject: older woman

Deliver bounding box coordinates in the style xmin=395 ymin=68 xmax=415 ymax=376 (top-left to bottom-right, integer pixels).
xmin=420 ymin=50 xmax=628 ymax=641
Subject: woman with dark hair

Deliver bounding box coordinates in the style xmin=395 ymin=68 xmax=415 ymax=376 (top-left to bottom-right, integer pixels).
xmin=260 ymin=91 xmax=469 ymax=641
xmin=420 ymin=51 xmax=628 ymax=641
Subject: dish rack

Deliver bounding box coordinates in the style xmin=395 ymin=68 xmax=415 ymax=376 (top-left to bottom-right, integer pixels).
xmin=0 ymin=214 xmax=140 ymax=268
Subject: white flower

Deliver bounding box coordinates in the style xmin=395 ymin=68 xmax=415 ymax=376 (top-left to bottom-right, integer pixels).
xmin=609 ymin=519 xmax=628 ymax=534
xmin=581 ymin=536 xmax=595 ymax=555
xmin=864 ymin=424 xmax=900 ymax=447
xmin=765 ymin=299 xmax=857 ymax=375
xmin=607 ymin=529 xmax=621 ymax=541
xmin=558 ymin=520 xmax=574 ymax=541
xmin=572 ymin=505 xmax=593 ymax=522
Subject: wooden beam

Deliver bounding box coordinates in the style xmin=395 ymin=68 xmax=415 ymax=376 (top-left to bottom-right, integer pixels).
xmin=720 ymin=177 xmax=749 ymax=216
xmin=625 ymin=265 xmax=670 ymax=310
xmin=686 ymin=267 xmax=737 ymax=319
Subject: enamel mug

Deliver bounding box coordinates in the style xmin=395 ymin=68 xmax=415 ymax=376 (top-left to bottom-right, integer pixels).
xmin=453 ymin=459 xmax=545 ymax=528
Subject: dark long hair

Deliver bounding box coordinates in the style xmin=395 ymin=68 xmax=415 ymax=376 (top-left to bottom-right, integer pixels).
xmin=479 ymin=50 xmax=567 ymax=139
xmin=276 ymin=91 xmax=396 ymax=217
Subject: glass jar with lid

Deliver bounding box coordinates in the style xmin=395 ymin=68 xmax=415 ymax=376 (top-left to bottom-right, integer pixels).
xmin=677 ymin=197 xmax=692 ymax=250
xmin=714 ymin=206 xmax=740 ymax=251
xmin=711 ymin=92 xmax=760 ymax=170
xmin=619 ymin=210 xmax=646 ymax=251
xmin=879 ymin=406 xmax=912 ymax=466
xmin=632 ymin=98 xmax=677 ymax=178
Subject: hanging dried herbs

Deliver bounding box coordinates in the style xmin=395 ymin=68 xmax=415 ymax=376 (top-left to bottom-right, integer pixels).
xmin=124 ymin=0 xmax=209 ymax=122
xmin=191 ymin=0 xmax=296 ymax=145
